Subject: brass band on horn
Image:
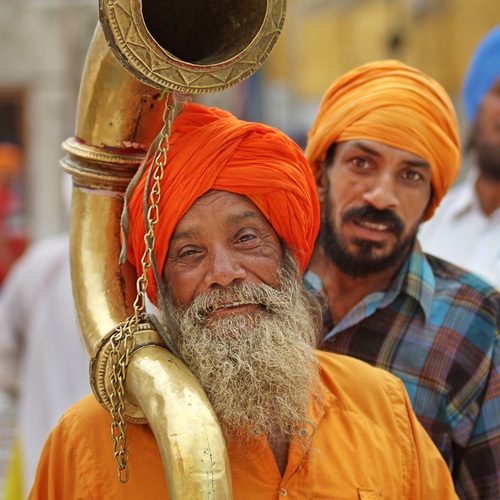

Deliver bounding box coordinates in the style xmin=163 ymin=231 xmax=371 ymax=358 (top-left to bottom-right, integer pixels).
xmin=61 ymin=0 xmax=286 ymax=497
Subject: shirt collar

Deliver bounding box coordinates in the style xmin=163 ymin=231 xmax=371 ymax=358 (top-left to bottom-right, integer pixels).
xmin=304 ymin=241 xmax=435 ymax=328
xmin=400 ymin=241 xmax=435 ymax=320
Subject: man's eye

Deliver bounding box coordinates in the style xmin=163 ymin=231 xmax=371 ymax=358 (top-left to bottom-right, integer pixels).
xmin=353 ymin=157 xmax=368 ymax=168
xmin=239 ymin=233 xmax=255 ymax=243
xmin=178 ymin=248 xmax=198 ymax=259
xmin=404 ymin=170 xmax=422 ymax=181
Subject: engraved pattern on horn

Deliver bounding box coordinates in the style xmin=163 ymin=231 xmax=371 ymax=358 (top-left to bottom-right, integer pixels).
xmin=61 ymin=0 xmax=286 ymax=497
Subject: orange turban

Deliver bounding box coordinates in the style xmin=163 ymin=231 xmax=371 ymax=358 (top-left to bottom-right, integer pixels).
xmin=125 ymin=102 xmax=320 ymax=302
xmin=305 ymin=60 xmax=461 ymax=220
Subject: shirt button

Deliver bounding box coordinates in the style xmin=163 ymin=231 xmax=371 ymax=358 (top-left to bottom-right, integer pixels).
xmin=280 ymin=488 xmax=287 ymax=496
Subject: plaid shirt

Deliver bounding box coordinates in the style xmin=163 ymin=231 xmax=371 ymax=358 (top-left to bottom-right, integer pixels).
xmin=305 ymin=242 xmax=500 ymax=500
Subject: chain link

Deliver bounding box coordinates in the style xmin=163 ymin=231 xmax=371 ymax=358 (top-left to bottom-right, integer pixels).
xmin=108 ymin=318 xmax=136 ymax=483
xmin=106 ymin=92 xmax=180 ymax=482
xmin=132 ymin=94 xmax=178 ymax=321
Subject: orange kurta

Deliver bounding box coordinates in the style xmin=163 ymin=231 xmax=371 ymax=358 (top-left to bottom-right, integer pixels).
xmin=29 ymin=351 xmax=457 ymax=499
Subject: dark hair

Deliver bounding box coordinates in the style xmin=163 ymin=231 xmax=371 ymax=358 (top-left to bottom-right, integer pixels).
xmin=325 ymin=143 xmax=337 ymax=167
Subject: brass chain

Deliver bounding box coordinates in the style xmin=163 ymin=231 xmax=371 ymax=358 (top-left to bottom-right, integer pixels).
xmin=132 ymin=93 xmax=178 ymax=322
xmin=108 ymin=318 xmax=136 ymax=483
xmin=107 ymin=92 xmax=179 ymax=483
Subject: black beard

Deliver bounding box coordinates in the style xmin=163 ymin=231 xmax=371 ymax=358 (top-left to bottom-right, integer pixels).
xmin=319 ymin=199 xmax=416 ymax=278
xmin=467 ymin=123 xmax=500 ymax=181
xmin=476 ymin=142 xmax=500 ymax=181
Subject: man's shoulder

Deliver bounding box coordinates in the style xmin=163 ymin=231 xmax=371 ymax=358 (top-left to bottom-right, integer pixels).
xmin=316 ymin=351 xmax=415 ymax=423
xmin=425 ymin=253 xmax=500 ymax=306
xmin=61 ymin=394 xmax=153 ymax=437
xmin=317 ymin=350 xmax=404 ymax=393
xmin=58 ymin=394 xmax=110 ymax=434
xmin=50 ymin=394 xmax=158 ymax=469
xmin=35 ymin=396 xmax=165 ymax=497
xmin=416 ymin=254 xmax=500 ymax=348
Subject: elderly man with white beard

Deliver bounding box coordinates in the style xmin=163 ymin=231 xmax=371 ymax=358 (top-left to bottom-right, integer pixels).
xmin=30 ymin=103 xmax=457 ymax=499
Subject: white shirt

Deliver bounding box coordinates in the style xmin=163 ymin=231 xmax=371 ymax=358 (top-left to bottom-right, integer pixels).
xmin=419 ymin=169 xmax=500 ymax=290
xmin=0 ymin=233 xmax=90 ymax=494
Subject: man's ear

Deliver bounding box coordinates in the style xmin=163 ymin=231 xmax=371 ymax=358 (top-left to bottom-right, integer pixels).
xmin=315 ymin=164 xmax=328 ymax=205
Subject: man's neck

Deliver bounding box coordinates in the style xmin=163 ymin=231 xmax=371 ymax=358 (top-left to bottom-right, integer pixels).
xmin=308 ymin=246 xmax=402 ymax=324
xmin=475 ymin=174 xmax=500 ymax=215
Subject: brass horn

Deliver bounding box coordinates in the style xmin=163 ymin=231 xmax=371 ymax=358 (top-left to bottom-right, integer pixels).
xmin=61 ymin=1 xmax=286 ymax=498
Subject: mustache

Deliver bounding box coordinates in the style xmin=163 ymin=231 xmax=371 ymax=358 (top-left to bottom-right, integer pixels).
xmin=342 ymin=205 xmax=404 ymax=235
xmin=188 ymin=281 xmax=285 ymax=319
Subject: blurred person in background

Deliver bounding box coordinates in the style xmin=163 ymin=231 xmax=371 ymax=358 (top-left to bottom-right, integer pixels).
xmin=305 ymin=60 xmax=500 ymax=499
xmin=0 ymin=142 xmax=28 ymax=284
xmin=0 ymin=173 xmax=89 ymax=498
xmin=420 ymin=25 xmax=500 ymax=290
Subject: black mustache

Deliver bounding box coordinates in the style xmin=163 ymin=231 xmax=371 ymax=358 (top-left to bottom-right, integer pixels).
xmin=342 ymin=206 xmax=404 ymax=235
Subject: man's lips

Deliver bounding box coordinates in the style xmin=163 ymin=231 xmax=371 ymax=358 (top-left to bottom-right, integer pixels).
xmin=208 ymin=301 xmax=261 ymax=318
xmin=348 ymin=218 xmax=399 ymax=241
xmin=341 ymin=206 xmax=404 ymax=238
xmin=210 ymin=301 xmax=256 ymax=311
xmin=354 ymin=219 xmax=393 ymax=232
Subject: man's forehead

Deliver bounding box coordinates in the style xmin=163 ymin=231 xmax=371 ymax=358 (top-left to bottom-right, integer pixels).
xmin=188 ymin=190 xmax=258 ymax=213
xmin=171 ymin=190 xmax=267 ymax=237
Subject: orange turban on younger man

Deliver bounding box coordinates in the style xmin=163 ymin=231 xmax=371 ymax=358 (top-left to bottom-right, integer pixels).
xmin=125 ymin=102 xmax=320 ymax=303
xmin=305 ymin=60 xmax=461 ymax=220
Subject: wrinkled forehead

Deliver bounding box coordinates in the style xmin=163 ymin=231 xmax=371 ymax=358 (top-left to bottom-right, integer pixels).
xmin=169 ymin=189 xmax=273 ymax=241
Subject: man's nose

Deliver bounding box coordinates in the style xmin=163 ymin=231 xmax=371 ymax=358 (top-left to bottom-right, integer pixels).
xmin=204 ymin=247 xmax=246 ymax=288
xmin=362 ymin=172 xmax=399 ymax=210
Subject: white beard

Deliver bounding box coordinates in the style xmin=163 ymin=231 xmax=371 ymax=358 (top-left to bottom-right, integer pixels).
xmin=160 ymin=264 xmax=324 ymax=443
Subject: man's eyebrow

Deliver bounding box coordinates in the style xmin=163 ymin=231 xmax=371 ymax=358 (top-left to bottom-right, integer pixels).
xmin=227 ymin=211 xmax=260 ymax=225
xmin=351 ymin=141 xmax=431 ymax=169
xmin=170 ymin=229 xmax=199 ymax=242
xmin=170 ymin=211 xmax=260 ymax=242
xmin=350 ymin=141 xmax=382 ymax=157
xmin=404 ymin=159 xmax=431 ymax=169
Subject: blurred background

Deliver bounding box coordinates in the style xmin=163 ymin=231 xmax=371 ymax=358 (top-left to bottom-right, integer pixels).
xmin=0 ymin=0 xmax=498 ymax=246
xmin=0 ymin=0 xmax=498 ymax=494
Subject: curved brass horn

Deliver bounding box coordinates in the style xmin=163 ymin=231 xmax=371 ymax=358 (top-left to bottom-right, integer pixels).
xmin=61 ymin=1 xmax=286 ymax=498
